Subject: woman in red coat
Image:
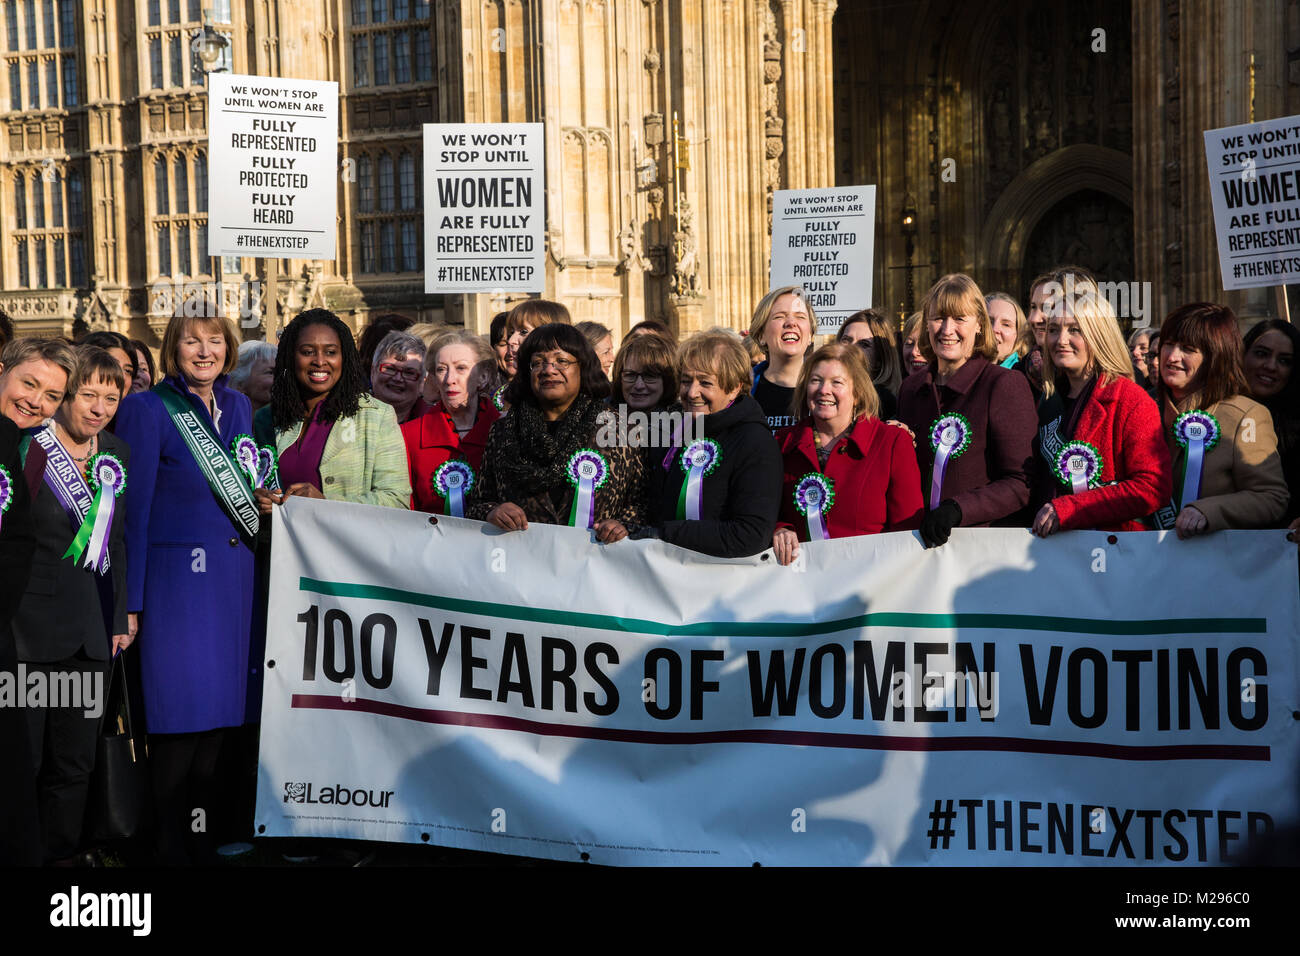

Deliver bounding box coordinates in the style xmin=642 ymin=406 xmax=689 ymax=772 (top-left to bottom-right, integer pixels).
xmin=1030 ymin=284 xmax=1172 ymax=535
xmin=772 ymin=342 xmax=923 ymax=564
xmin=402 ymin=329 xmax=501 ymax=514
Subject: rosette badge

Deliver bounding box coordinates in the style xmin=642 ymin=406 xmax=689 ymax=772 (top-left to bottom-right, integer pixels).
xmin=566 ymin=449 xmax=609 ymax=529
xmin=64 ymin=452 xmax=127 ymax=573
xmin=794 ymin=473 xmax=835 ymax=541
xmin=257 ymin=445 xmax=280 ymax=492
xmin=0 ymin=464 xmax=12 ymax=535
xmin=433 ymin=459 xmax=475 ymax=518
xmin=1173 ymin=410 xmax=1221 ymax=508
xmin=1054 ymin=441 xmax=1103 ymax=494
xmin=232 ymin=434 xmax=260 ymax=489
xmin=928 ymin=412 xmax=972 ymax=509
xmin=676 ymin=438 xmax=721 ymax=521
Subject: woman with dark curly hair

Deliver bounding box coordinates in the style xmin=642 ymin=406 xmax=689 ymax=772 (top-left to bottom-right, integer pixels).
xmin=467 ymin=323 xmax=644 ymax=540
xmin=252 ymin=308 xmax=409 ymax=511
xmin=1242 ymin=318 xmax=1300 ymax=525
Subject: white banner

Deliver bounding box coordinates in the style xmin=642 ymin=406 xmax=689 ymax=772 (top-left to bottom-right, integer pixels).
xmin=256 ymin=499 xmax=1300 ymax=866
xmin=770 ymin=185 xmax=876 ymax=334
xmin=1205 ymin=114 xmax=1300 ymax=290
xmin=207 ymin=73 xmax=338 ymax=260
xmin=423 ymin=122 xmax=545 ymax=294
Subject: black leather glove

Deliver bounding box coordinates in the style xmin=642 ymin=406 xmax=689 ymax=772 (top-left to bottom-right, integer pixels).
xmin=920 ymin=499 xmax=962 ymax=548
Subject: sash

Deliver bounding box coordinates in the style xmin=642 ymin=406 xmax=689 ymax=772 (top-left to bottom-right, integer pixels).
xmin=155 ymin=383 xmax=260 ymax=537
xmin=31 ymin=425 xmax=100 ymax=550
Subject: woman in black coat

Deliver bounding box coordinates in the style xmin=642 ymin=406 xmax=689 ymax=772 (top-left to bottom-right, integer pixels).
xmin=643 ymin=330 xmax=782 ymax=558
xmin=10 ymin=345 xmax=130 ymax=864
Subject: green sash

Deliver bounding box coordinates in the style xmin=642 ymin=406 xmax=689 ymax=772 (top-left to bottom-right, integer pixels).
xmin=155 ymin=382 xmax=260 ymax=537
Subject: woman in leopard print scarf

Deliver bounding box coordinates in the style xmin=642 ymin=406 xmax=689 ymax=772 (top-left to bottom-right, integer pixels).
xmin=468 ymin=324 xmax=646 ymax=538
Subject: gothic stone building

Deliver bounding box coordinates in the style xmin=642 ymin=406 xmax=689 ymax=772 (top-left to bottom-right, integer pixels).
xmin=0 ymin=0 xmax=1296 ymax=346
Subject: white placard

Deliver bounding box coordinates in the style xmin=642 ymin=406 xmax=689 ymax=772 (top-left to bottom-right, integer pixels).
xmin=770 ymin=185 xmax=876 ymax=334
xmin=424 ymin=123 xmax=545 ymax=294
xmin=1204 ymin=114 xmax=1300 ymax=290
xmin=207 ymin=73 xmax=338 ymax=260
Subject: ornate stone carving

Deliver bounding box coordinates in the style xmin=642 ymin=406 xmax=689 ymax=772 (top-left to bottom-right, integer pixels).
xmin=671 ymin=199 xmax=702 ymax=298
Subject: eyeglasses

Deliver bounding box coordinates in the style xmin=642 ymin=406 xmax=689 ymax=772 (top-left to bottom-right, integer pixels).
xmin=530 ymin=357 xmax=577 ymax=373
xmin=620 ymin=371 xmax=660 ymax=386
xmin=376 ymin=362 xmax=423 ymax=383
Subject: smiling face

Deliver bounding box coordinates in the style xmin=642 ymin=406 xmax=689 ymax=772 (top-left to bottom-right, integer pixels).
xmin=295 ymin=323 xmax=343 ymax=403
xmin=807 ymin=359 xmax=855 ymax=428
xmin=595 ymin=335 xmax=615 ymax=378
xmin=0 ymin=358 xmax=69 ymax=428
xmin=371 ymin=351 xmax=425 ymax=407
xmin=762 ymin=294 xmax=813 ymax=362
xmin=435 ymin=342 xmax=479 ymax=412
xmin=60 ymin=374 xmax=120 ymax=442
xmin=902 ymin=331 xmax=927 ymax=373
xmin=1046 ymin=313 xmax=1093 ymax=379
xmin=493 ymin=332 xmax=510 ymax=375
xmin=1244 ymin=329 xmax=1294 ymax=400
xmin=989 ymin=299 xmax=1019 ymax=362
xmin=620 ymin=358 xmax=665 ymax=412
xmin=530 ymin=348 xmax=581 ymax=412
xmin=1160 ymin=340 xmax=1203 ymax=398
xmin=106 ymin=347 xmax=136 ymax=385
xmin=1026 ymin=283 xmax=1050 ymax=346
xmin=176 ymin=322 xmax=227 ymax=390
xmin=679 ymin=367 xmax=742 ymax=416
xmin=927 ymin=311 xmax=977 ymax=368
xmin=505 ymin=325 xmax=537 ymax=378
xmin=1129 ymin=332 xmax=1151 ymax=372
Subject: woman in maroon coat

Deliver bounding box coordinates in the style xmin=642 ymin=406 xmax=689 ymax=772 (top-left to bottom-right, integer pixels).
xmin=772 ymin=343 xmax=922 ymax=564
xmin=898 ymin=274 xmax=1038 ymax=546
xmin=402 ymin=329 xmax=501 ymax=514
xmin=1030 ymin=283 xmax=1172 ymax=535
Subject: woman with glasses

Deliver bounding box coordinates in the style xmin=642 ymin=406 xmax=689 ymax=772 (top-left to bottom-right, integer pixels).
xmin=836 ymin=308 xmax=901 ymax=420
xmin=253 ymin=309 xmax=410 ymax=511
xmin=611 ymin=332 xmax=676 ymax=416
xmin=369 ymin=330 xmax=430 ymax=425
xmin=468 ymin=324 xmax=644 ymax=540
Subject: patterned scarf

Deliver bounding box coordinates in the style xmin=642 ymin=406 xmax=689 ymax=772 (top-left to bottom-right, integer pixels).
xmin=492 ymin=394 xmax=606 ymax=500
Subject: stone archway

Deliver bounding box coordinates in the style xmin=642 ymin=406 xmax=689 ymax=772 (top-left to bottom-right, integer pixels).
xmin=979 ymin=144 xmax=1133 ymax=299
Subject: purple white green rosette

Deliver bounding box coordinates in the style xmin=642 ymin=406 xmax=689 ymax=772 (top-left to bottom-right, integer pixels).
xmin=794 ymin=472 xmax=835 ymax=541
xmin=676 ymin=438 xmax=721 ymax=521
xmin=1173 ymin=410 xmax=1220 ymax=508
xmin=566 ymin=449 xmax=609 ymax=529
xmin=231 ymin=434 xmax=260 ymax=488
xmin=0 ymin=464 xmax=11 ymax=536
xmin=493 ymin=383 xmax=508 ymax=412
xmin=928 ymin=412 xmax=972 ymax=510
xmin=63 ymin=452 xmax=126 ymax=573
xmin=433 ymin=459 xmax=475 ymax=517
xmin=1054 ymin=440 xmax=1103 ymax=494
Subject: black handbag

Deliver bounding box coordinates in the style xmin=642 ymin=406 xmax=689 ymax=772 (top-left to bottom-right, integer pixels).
xmin=85 ymin=650 xmax=151 ymax=842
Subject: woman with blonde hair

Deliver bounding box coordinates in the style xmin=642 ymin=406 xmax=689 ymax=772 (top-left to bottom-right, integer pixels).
xmin=986 ymin=292 xmax=1029 ymax=370
xmin=1029 ymin=286 xmax=1171 ymax=536
xmin=748 ymin=285 xmax=816 ymax=432
xmin=771 ymin=342 xmax=922 ymax=564
xmin=898 ymin=311 xmax=927 ymax=377
xmin=897 ymin=273 xmax=1037 ymax=546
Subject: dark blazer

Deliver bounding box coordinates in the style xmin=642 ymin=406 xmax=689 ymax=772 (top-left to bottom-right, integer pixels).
xmin=12 ymin=429 xmax=129 ymax=663
xmin=646 ymin=394 xmax=783 ymax=558
xmin=897 ymin=354 xmax=1038 ymax=526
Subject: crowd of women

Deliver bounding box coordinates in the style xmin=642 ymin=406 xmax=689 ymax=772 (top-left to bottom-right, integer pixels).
xmin=0 ymin=263 xmax=1296 ymax=866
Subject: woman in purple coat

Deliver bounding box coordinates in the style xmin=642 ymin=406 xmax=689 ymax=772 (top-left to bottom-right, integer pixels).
xmin=115 ymin=310 xmax=258 ymax=864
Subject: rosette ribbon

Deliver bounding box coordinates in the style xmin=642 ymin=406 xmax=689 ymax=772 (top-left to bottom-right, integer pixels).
xmin=63 ymin=453 xmax=126 ymax=573
xmin=433 ymin=459 xmax=475 ymax=518
xmin=794 ymin=473 xmax=835 ymax=541
xmin=1054 ymin=441 xmax=1103 ymax=494
xmin=676 ymin=439 xmax=721 ymax=520
xmin=566 ymin=449 xmax=609 ymax=529
xmin=0 ymin=464 xmax=12 ymax=536
xmin=928 ymin=413 xmax=972 ymax=509
xmin=232 ymin=434 xmax=260 ymax=488
xmin=1173 ymin=410 xmax=1220 ymax=508
xmin=492 ymin=383 xmax=508 ymax=412
xmin=257 ymin=445 xmax=281 ymax=492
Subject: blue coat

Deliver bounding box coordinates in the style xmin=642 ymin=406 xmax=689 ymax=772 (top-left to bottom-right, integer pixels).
xmin=115 ymin=376 xmax=256 ymax=734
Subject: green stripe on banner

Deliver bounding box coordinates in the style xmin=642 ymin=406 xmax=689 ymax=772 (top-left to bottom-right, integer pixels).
xmin=298 ymin=576 xmax=1267 ymax=638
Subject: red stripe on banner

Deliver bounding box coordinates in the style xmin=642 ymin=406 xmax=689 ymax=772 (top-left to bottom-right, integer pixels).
xmin=289 ymin=694 xmax=1270 ymax=762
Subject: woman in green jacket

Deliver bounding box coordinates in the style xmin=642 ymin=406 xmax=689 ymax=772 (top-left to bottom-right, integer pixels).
xmin=253 ymin=309 xmax=410 ymax=511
